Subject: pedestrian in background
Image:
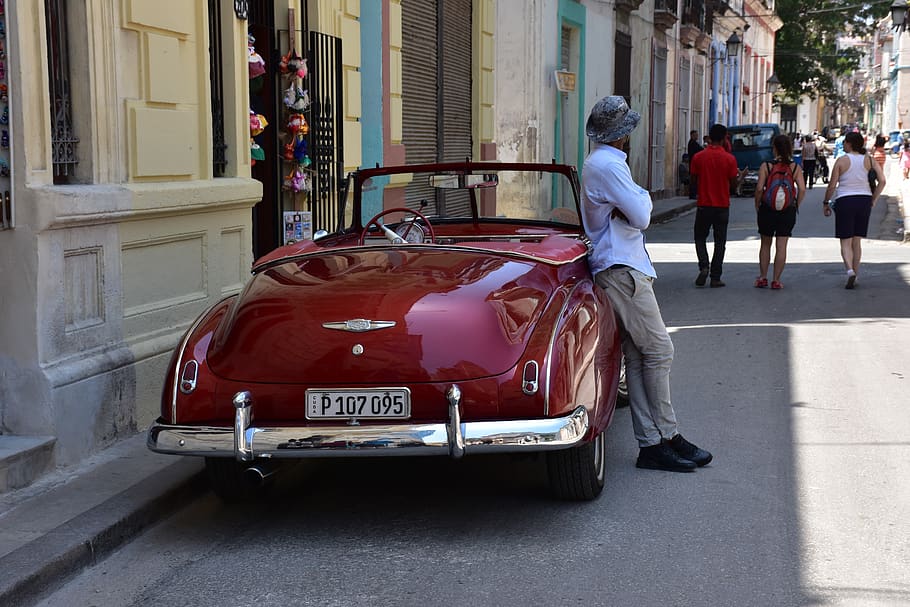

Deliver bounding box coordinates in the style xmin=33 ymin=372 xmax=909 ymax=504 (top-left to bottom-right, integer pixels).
xmin=834 ymin=132 xmax=846 ymax=158
xmin=688 ymin=129 xmax=703 ymax=159
xmin=872 ymin=135 xmax=887 ymax=170
xmin=900 ymin=141 xmax=910 ymax=180
xmin=802 ymin=135 xmax=817 ymax=188
xmin=678 ymin=153 xmax=691 ymax=196
xmin=580 ymin=95 xmax=712 ymax=473
xmin=822 ymin=131 xmax=886 ymax=289
xmin=687 ymin=131 xmax=703 ymax=200
xmin=688 ymin=123 xmax=741 ymax=288
xmin=753 ymin=134 xmax=806 ymax=290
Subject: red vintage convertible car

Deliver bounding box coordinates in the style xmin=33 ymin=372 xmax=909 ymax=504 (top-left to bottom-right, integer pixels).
xmin=148 ymin=162 xmax=623 ymax=501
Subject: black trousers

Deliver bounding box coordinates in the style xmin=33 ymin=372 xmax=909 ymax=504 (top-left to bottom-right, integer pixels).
xmin=694 ymin=206 xmax=729 ymax=279
xmin=803 ymin=159 xmax=816 ymax=187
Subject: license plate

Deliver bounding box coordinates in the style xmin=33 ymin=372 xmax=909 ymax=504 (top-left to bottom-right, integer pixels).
xmin=305 ymin=388 xmax=411 ymax=420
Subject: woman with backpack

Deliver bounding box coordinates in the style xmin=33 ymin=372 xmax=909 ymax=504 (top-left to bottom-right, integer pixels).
xmin=753 ymin=134 xmax=806 ymax=290
xmin=822 ymin=131 xmax=886 ymax=289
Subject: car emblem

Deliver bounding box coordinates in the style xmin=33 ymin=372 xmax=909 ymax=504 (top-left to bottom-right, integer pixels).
xmin=322 ymin=319 xmax=396 ymax=332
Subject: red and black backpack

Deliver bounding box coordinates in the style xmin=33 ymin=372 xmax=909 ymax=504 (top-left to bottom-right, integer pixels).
xmin=761 ymin=161 xmax=797 ymax=211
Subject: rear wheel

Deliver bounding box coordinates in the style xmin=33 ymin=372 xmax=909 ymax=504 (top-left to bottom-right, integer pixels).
xmin=547 ymin=430 xmax=606 ymax=501
xmin=205 ymin=457 xmax=268 ymax=503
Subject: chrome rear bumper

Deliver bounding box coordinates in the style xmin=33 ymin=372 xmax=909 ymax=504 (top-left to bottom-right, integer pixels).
xmin=147 ymin=399 xmax=589 ymax=461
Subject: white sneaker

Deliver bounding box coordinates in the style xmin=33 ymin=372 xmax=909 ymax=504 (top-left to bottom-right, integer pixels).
xmin=845 ymin=269 xmax=856 ymax=289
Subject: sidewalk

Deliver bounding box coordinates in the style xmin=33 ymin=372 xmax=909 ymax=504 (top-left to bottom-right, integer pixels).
xmin=0 ymin=194 xmax=698 ymax=607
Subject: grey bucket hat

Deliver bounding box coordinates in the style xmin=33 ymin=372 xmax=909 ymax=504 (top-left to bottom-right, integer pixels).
xmin=585 ymin=96 xmax=641 ymax=144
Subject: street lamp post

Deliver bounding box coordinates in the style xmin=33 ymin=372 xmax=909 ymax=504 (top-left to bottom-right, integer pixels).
xmin=759 ymin=73 xmax=780 ymax=123
xmin=726 ymin=32 xmax=742 ymax=125
xmin=708 ymin=31 xmax=743 ymax=126
xmin=726 ymin=31 xmax=742 ymax=58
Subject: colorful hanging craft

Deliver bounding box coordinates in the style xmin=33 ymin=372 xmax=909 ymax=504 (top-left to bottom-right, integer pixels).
xmin=283 ymin=82 xmax=310 ymax=111
xmin=250 ymin=140 xmax=265 ymax=165
xmin=279 ymin=50 xmax=308 ymax=79
xmin=248 ymin=34 xmax=266 ymax=79
xmin=249 ymin=110 xmax=268 ymax=137
xmin=282 ymin=166 xmax=312 ymax=193
xmin=286 ymin=113 xmax=308 ymax=135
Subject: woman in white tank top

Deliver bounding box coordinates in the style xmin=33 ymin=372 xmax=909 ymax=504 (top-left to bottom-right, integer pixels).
xmin=822 ymin=131 xmax=886 ymax=289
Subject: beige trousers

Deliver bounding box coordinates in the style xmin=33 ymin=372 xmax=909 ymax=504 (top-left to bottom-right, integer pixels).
xmin=595 ymin=266 xmax=679 ymax=447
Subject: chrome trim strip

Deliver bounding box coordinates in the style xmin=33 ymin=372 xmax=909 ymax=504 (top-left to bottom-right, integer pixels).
xmin=543 ymin=283 xmax=582 ymax=415
xmin=147 ymin=406 xmax=589 ymax=459
xmin=170 ymin=308 xmax=218 ymax=422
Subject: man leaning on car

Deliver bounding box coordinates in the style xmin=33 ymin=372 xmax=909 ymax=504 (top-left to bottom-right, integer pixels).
xmin=579 ymin=95 xmax=713 ymax=473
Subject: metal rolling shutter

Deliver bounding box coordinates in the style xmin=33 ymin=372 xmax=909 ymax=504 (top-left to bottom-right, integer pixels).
xmin=402 ymin=0 xmax=439 ymax=211
xmin=439 ymin=0 xmax=472 ymax=215
xmin=401 ymin=0 xmax=472 ymax=217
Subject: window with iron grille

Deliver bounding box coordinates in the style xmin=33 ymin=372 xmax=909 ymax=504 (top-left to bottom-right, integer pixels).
xmin=45 ymin=0 xmax=79 ymax=184
xmin=208 ymin=0 xmax=228 ymax=177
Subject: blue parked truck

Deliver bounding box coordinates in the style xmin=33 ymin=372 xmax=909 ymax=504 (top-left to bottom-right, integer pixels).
xmin=727 ymin=123 xmax=781 ymax=197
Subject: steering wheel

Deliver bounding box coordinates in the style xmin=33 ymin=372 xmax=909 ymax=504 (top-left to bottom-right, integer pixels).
xmin=359 ymin=207 xmax=436 ymax=245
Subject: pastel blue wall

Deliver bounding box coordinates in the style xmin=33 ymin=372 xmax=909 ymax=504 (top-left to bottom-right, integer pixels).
xmin=361 ymin=2 xmax=385 ymax=217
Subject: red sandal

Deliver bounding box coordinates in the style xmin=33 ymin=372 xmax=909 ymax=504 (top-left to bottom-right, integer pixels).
xmin=771 ymin=281 xmax=783 ymax=290
xmin=754 ymin=277 xmax=768 ymax=288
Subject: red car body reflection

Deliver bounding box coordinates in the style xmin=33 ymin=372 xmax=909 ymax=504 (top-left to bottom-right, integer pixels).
xmin=149 ymin=162 xmax=622 ymax=501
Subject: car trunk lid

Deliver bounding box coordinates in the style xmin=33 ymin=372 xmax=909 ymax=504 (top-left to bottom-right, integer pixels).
xmin=206 ymin=248 xmax=559 ymax=384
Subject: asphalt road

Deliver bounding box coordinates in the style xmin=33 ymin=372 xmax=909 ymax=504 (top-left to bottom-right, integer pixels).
xmin=36 ymin=183 xmax=910 ymax=607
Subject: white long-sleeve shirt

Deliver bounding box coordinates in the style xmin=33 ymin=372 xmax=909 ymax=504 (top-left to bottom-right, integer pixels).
xmin=580 ymin=143 xmax=656 ymax=278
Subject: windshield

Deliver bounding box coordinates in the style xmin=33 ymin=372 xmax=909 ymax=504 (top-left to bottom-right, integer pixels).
xmin=351 ymin=167 xmax=581 ymax=230
xmin=728 ymin=127 xmax=776 ymax=150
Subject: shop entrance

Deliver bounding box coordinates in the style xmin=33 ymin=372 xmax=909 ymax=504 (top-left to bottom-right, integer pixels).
xmin=247 ymin=1 xmax=344 ymax=259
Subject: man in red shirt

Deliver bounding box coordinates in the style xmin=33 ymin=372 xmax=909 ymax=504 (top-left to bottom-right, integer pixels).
xmin=688 ymin=123 xmax=741 ymax=287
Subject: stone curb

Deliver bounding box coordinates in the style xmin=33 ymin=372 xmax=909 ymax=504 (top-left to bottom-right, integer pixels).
xmin=0 ymin=459 xmax=205 ymax=607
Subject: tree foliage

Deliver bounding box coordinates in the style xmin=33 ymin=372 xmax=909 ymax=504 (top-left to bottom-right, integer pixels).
xmin=773 ymin=0 xmax=888 ymax=101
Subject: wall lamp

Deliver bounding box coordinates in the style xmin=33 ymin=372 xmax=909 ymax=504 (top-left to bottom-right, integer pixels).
xmin=766 ymin=72 xmax=781 ymax=94
xmin=892 ymin=0 xmax=909 ymax=33
xmin=726 ymin=31 xmax=742 ymax=57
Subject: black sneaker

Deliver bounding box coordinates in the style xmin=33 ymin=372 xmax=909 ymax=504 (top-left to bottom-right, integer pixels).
xmin=668 ymin=434 xmax=713 ymax=467
xmin=636 ymin=442 xmax=697 ymax=472
xmin=710 ymin=279 xmax=726 ymax=288
xmin=695 ymin=269 xmax=708 ymax=287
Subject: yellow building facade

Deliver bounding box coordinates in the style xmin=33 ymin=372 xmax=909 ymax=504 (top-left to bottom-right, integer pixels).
xmin=0 ymin=0 xmax=497 ymax=485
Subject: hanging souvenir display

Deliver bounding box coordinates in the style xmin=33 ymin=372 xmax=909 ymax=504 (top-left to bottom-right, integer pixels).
xmin=276 ymin=31 xmax=314 ymax=246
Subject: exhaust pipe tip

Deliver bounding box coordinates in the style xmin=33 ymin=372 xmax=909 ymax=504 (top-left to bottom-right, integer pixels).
xmin=243 ymin=464 xmax=278 ymax=488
